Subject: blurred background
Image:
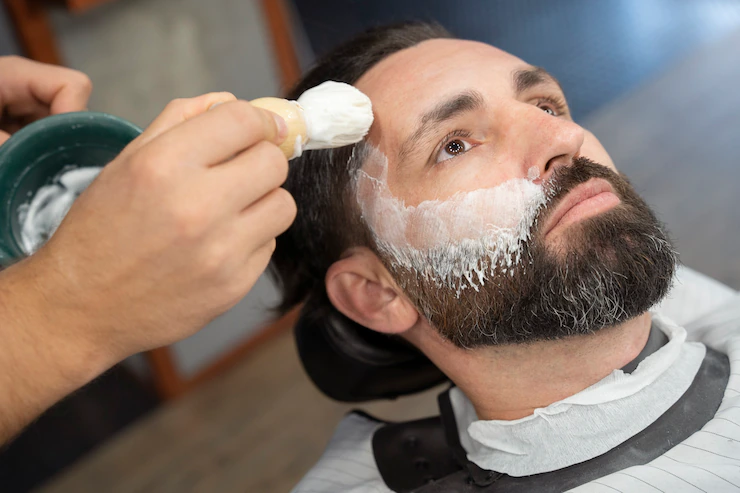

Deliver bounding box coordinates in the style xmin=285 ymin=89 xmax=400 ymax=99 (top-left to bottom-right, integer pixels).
xmin=1 ymin=0 xmax=739 ymax=491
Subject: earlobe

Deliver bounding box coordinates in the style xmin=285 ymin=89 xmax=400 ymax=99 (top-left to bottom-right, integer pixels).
xmin=326 ymin=249 xmax=418 ymax=334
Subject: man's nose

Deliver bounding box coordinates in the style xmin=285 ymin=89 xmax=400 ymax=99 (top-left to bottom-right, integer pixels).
xmin=511 ymin=105 xmax=585 ymax=180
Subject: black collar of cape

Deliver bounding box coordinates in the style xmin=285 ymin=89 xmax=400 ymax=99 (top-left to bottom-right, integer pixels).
xmin=369 ymin=322 xmax=730 ymax=493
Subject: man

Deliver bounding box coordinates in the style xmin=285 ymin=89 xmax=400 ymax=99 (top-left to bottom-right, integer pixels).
xmin=0 ymin=56 xmax=296 ymax=443
xmin=272 ymin=23 xmax=740 ymax=492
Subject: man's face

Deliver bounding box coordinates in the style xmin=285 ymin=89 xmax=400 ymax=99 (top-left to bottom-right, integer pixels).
xmin=356 ymin=39 xmax=614 ymax=215
xmin=349 ymin=39 xmax=675 ymax=347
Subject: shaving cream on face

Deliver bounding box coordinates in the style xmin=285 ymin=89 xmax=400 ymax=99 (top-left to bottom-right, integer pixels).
xmin=353 ymin=144 xmax=549 ymax=293
xmin=297 ymin=81 xmax=374 ymax=150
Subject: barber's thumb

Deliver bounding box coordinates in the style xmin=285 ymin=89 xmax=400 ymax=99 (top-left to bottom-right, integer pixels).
xmin=0 ymin=130 xmax=10 ymax=146
xmin=254 ymin=107 xmax=289 ymax=145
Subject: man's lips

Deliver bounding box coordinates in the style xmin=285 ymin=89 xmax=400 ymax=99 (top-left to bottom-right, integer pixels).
xmin=543 ymin=178 xmax=621 ymax=237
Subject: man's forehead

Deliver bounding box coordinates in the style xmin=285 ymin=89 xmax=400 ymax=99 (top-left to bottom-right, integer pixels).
xmin=355 ymin=38 xmax=530 ymax=151
xmin=356 ymin=38 xmax=526 ymax=98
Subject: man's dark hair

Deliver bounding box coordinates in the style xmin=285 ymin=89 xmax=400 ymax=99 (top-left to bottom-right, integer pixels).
xmin=271 ymin=22 xmax=453 ymax=312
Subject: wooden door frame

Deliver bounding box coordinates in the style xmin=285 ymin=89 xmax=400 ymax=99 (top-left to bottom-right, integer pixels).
xmin=145 ymin=307 xmax=301 ymax=400
xmin=4 ymin=0 xmax=62 ymax=64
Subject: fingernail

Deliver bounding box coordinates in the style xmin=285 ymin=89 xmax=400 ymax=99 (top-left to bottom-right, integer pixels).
xmin=208 ymin=101 xmax=224 ymax=111
xmin=273 ymin=113 xmax=288 ymax=142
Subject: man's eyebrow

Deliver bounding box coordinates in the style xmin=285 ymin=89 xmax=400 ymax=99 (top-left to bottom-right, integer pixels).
xmin=514 ymin=66 xmax=563 ymax=95
xmin=398 ymin=90 xmax=485 ymax=162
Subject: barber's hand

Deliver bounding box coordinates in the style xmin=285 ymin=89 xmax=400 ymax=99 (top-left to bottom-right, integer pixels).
xmin=24 ymin=92 xmax=296 ymax=361
xmin=0 ymin=56 xmax=92 ymax=144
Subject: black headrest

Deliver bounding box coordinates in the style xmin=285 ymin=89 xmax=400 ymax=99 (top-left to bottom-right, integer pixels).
xmin=294 ymin=299 xmax=448 ymax=402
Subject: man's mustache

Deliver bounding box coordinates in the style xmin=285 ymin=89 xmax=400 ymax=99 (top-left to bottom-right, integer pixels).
xmin=537 ymin=157 xmax=626 ymax=226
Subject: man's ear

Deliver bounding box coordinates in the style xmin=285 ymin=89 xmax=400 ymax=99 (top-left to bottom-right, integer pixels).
xmin=326 ymin=247 xmax=419 ymax=334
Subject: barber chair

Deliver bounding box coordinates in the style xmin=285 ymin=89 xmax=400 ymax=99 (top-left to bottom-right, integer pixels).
xmin=294 ymin=294 xmax=447 ymax=402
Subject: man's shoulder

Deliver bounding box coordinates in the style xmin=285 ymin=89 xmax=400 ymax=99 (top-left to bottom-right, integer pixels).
xmin=291 ymin=411 xmax=392 ymax=493
xmin=571 ymin=335 xmax=740 ymax=492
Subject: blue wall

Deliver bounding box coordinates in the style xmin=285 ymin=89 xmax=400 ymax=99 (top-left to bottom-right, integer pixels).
xmin=292 ymin=0 xmax=740 ymax=120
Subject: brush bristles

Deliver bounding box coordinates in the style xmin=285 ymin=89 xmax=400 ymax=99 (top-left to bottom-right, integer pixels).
xmin=297 ymin=81 xmax=374 ymax=150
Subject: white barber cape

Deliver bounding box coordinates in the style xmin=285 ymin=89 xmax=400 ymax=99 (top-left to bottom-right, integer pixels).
xmin=291 ymin=266 xmax=740 ymax=493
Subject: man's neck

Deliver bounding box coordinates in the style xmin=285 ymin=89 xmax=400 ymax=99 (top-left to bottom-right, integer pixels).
xmin=405 ymin=312 xmax=653 ymax=421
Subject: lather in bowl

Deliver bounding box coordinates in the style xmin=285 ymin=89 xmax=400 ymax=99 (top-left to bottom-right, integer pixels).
xmin=0 ymin=112 xmax=142 ymax=267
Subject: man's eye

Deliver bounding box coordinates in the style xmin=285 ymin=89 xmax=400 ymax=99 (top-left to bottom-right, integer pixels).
xmin=535 ymin=96 xmax=567 ymax=117
xmin=436 ymin=138 xmax=473 ymax=163
xmin=539 ymin=104 xmax=556 ymax=116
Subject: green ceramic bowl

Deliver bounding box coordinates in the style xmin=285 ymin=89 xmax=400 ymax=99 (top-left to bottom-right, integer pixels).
xmin=0 ymin=112 xmax=142 ymax=267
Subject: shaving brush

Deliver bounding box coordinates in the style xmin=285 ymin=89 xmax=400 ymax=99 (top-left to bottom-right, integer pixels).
xmin=251 ymin=81 xmax=374 ymax=160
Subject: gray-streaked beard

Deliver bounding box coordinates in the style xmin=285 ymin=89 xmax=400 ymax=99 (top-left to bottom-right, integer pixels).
xmin=379 ymin=158 xmax=677 ymax=349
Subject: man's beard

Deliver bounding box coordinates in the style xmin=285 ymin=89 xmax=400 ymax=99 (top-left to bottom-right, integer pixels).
xmin=382 ymin=158 xmax=677 ymax=348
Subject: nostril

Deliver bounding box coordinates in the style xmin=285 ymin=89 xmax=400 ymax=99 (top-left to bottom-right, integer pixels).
xmin=544 ymin=155 xmax=561 ymax=173
xmin=545 ymin=154 xmax=574 ymax=175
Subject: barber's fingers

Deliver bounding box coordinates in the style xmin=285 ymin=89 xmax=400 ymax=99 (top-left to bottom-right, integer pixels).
xmin=127 ymin=92 xmax=237 ymax=153
xmin=236 ymin=187 xmax=296 ymax=254
xmin=235 ymin=238 xmax=277 ymax=295
xmin=2 ymin=96 xmax=52 ymax=122
xmin=0 ymin=130 xmax=10 ymax=146
xmin=46 ymin=72 xmax=92 ymax=115
xmin=131 ymin=100 xmax=287 ymax=170
xmin=14 ymin=58 xmax=94 ymax=114
xmin=210 ymin=141 xmax=289 ymax=211
xmin=120 ymin=93 xmax=236 ymax=157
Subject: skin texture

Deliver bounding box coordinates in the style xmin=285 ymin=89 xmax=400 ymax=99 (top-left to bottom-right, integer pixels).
xmin=325 ymin=39 xmax=652 ymax=420
xmin=0 ymin=56 xmax=296 ymax=443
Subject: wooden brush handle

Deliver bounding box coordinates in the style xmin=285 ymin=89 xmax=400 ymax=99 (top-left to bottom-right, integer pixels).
xmin=250 ymin=97 xmax=306 ymax=159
